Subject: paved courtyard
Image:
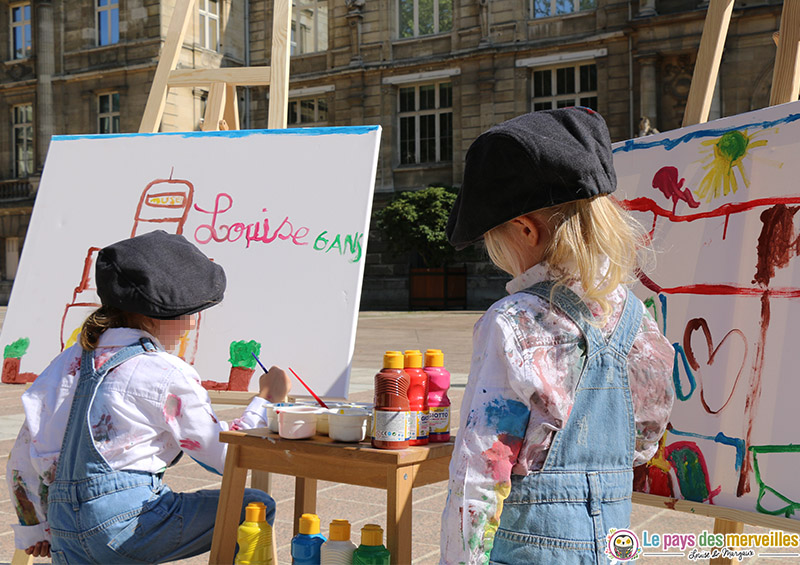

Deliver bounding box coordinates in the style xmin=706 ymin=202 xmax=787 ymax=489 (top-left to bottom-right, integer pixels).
xmin=0 ymin=309 xmax=794 ymax=564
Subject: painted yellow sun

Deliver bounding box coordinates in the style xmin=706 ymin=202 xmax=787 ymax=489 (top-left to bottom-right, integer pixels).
xmin=694 ymin=128 xmax=769 ymax=203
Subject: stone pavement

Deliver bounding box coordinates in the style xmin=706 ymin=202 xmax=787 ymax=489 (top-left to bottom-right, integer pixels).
xmin=0 ymin=309 xmax=794 ymax=564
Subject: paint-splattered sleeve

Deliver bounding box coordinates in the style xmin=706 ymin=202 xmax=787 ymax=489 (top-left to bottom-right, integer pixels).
xmin=6 ymin=421 xmax=51 ymax=549
xmin=157 ymin=364 xmax=268 ymax=474
xmin=629 ymin=313 xmax=675 ymax=465
xmin=440 ymin=311 xmax=531 ymax=565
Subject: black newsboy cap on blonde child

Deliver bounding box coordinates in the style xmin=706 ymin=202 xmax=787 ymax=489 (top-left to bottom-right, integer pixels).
xmin=447 ymin=107 xmax=617 ymax=250
xmin=95 ymin=230 xmax=226 ymax=318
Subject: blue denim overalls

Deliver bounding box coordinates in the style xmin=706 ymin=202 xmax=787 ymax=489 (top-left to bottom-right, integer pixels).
xmin=489 ymin=281 xmax=642 ymax=565
xmin=47 ymin=338 xmax=274 ymax=564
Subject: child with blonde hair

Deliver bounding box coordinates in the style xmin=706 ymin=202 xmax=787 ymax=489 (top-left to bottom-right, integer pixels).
xmin=440 ymin=108 xmax=674 ymax=564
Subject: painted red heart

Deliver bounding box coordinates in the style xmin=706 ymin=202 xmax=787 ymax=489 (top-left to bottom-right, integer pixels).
xmin=683 ymin=318 xmax=749 ymax=415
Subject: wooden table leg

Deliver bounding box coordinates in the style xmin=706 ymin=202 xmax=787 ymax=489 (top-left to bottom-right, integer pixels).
xmin=209 ymin=445 xmax=248 ymax=565
xmin=293 ymin=477 xmax=318 ymax=536
xmin=387 ymin=465 xmax=417 ymax=565
xmin=250 ymin=469 xmax=272 ymax=493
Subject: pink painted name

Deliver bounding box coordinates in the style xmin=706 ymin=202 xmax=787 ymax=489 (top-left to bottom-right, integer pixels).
xmin=193 ymin=193 xmax=309 ymax=249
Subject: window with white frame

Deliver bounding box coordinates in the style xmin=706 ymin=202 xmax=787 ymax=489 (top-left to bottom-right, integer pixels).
xmin=531 ymin=0 xmax=596 ymax=19
xmin=12 ymin=104 xmax=33 ymax=178
xmin=10 ymin=2 xmax=32 ymax=60
xmin=198 ymin=0 xmax=220 ymax=51
xmin=398 ymin=0 xmax=453 ymax=38
xmin=531 ymin=63 xmax=597 ymax=111
xmin=291 ymin=0 xmax=328 ymax=55
xmin=398 ymin=82 xmax=453 ymax=165
xmin=288 ymin=96 xmax=329 ymax=126
xmin=96 ymin=0 xmax=119 ymax=46
xmin=98 ymin=93 xmax=120 ymax=134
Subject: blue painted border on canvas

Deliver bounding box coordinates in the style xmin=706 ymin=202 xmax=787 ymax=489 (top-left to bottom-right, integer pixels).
xmin=53 ymin=125 xmax=380 ymax=142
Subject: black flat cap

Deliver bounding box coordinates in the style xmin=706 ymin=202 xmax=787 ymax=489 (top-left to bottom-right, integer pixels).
xmin=96 ymin=230 xmax=226 ymax=319
xmin=447 ymin=107 xmax=617 ymax=250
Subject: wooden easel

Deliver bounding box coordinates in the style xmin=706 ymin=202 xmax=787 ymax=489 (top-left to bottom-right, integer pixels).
xmin=10 ymin=0 xmax=292 ymax=563
xmin=638 ymin=1 xmax=800 ymax=564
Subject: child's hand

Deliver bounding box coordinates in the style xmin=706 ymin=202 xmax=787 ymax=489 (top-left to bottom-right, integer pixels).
xmin=25 ymin=540 xmax=50 ymax=558
xmin=258 ymin=366 xmax=291 ymax=403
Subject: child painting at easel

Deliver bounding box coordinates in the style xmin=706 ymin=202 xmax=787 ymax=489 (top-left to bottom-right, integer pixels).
xmin=6 ymin=230 xmax=291 ymax=563
xmin=440 ymin=108 xmax=675 ymax=564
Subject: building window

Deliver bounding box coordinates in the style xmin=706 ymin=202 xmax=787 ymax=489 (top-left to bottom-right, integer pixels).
xmin=291 ymin=1 xmax=328 ymax=55
xmin=398 ymin=0 xmax=453 ymax=38
xmin=288 ymin=96 xmax=328 ymax=126
xmin=531 ymin=63 xmax=597 ymax=111
xmin=199 ymin=0 xmax=220 ymax=51
xmin=96 ymin=0 xmax=119 ymax=46
xmin=12 ymin=104 xmax=33 ymax=178
xmin=531 ymin=0 xmax=596 ymax=18
xmin=398 ymin=82 xmax=453 ymax=165
xmin=98 ymin=93 xmax=120 ymax=134
xmin=10 ymin=2 xmax=32 ymax=60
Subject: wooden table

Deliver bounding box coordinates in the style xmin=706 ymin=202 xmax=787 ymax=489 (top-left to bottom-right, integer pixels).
xmin=208 ymin=429 xmax=454 ymax=564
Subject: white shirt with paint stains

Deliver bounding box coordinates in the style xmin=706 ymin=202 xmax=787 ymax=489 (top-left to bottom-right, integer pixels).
xmin=6 ymin=327 xmax=269 ymax=550
xmin=439 ymin=262 xmax=675 ymax=564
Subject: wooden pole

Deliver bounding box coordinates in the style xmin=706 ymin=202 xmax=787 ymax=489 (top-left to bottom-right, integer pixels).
xmin=139 ymin=0 xmax=196 ymax=133
xmin=709 ymin=518 xmax=744 ymax=565
xmin=268 ymin=0 xmax=292 ymax=128
xmin=681 ymin=0 xmax=735 ymax=127
xmin=769 ymin=0 xmax=800 ymax=106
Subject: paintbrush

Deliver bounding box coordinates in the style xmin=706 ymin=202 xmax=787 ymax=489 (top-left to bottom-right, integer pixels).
xmin=251 ymin=352 xmax=329 ymax=409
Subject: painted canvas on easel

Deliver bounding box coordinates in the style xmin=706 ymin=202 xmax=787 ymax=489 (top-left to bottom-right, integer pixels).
xmin=0 ymin=126 xmax=382 ymax=399
xmin=613 ymin=100 xmax=800 ymax=520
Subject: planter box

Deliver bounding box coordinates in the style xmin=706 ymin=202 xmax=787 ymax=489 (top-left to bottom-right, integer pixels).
xmin=409 ymin=266 xmax=467 ymax=310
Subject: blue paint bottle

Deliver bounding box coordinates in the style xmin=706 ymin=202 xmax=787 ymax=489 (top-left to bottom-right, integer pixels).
xmin=291 ymin=513 xmax=326 ymax=564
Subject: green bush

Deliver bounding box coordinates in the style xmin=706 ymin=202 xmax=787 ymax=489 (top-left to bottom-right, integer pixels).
xmin=375 ymin=186 xmax=458 ymax=268
xmin=228 ymin=340 xmax=261 ymax=369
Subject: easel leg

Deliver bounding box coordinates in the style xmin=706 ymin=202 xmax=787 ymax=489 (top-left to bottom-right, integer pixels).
xmin=10 ymin=549 xmax=33 ymax=565
xmin=769 ymin=0 xmax=800 ymax=105
xmin=209 ymin=445 xmax=248 ymax=565
xmin=387 ymin=465 xmax=416 ymax=565
xmin=709 ymin=518 xmax=743 ymax=565
xmin=294 ymin=478 xmax=318 ymax=536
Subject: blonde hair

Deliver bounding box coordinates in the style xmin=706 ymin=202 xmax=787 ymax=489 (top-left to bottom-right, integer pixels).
xmin=484 ymin=195 xmax=651 ymax=320
xmin=79 ymin=306 xmax=157 ymax=351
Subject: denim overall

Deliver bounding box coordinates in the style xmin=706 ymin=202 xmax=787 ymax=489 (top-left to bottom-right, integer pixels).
xmin=47 ymin=339 xmax=274 ymax=564
xmin=489 ymin=281 xmax=642 ymax=565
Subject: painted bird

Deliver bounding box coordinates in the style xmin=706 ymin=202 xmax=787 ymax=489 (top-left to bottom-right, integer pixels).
xmin=652 ymin=166 xmax=701 ymax=215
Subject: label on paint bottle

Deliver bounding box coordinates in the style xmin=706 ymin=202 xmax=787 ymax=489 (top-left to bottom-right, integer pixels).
xmin=409 ymin=410 xmax=430 ymax=440
xmin=373 ymin=410 xmax=408 ymax=443
xmin=428 ymin=406 xmax=450 ymax=436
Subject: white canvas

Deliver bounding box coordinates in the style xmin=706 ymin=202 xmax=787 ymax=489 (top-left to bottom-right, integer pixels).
xmin=0 ymin=126 xmax=382 ymax=400
xmin=614 ymin=100 xmax=800 ymax=521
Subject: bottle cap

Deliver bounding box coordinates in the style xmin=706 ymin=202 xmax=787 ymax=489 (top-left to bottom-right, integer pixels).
xmin=424 ymin=349 xmax=444 ymax=367
xmin=299 ymin=513 xmax=321 ymax=535
xmin=404 ymin=350 xmax=423 ymax=368
xmin=245 ymin=503 xmax=262 ymax=523
xmin=329 ymin=519 xmax=351 ymax=541
xmin=383 ymin=351 xmax=404 ymax=369
xmin=361 ymin=524 xmax=384 ymax=546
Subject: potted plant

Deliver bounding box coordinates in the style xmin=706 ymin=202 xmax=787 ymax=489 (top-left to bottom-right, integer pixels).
xmin=227 ymin=339 xmax=262 ymax=391
xmin=375 ymin=186 xmax=466 ymax=309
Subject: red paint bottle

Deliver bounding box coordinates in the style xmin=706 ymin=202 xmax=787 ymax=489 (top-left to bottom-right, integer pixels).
xmin=371 ymin=351 xmax=410 ymax=450
xmin=404 ymin=350 xmax=429 ymax=446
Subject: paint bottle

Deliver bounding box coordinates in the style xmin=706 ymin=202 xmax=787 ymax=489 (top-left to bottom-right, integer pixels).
xmin=235 ymin=502 xmax=273 ymax=565
xmin=291 ymin=513 xmax=326 ymax=565
xmin=404 ymin=349 xmax=429 ymax=446
xmin=424 ymin=349 xmax=451 ymax=443
xmin=320 ymin=519 xmax=357 ymax=564
xmin=352 ymin=524 xmax=391 ymax=565
xmin=371 ymin=351 xmax=410 ymax=450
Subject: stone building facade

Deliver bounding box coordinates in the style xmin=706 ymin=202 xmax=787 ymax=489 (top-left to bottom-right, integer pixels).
xmin=0 ymin=0 xmax=787 ymax=307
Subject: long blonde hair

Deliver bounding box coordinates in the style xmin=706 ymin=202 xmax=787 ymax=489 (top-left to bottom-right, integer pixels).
xmin=79 ymin=306 xmax=157 ymax=351
xmin=484 ymin=195 xmax=650 ymax=319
